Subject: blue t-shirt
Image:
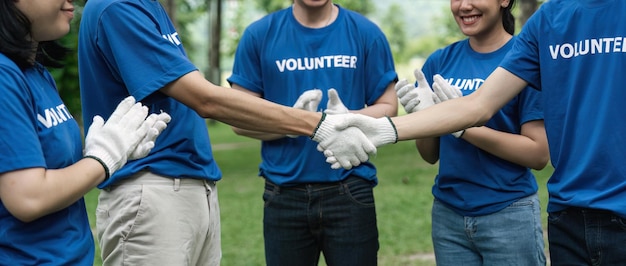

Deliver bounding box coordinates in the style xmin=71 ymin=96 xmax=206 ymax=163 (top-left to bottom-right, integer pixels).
xmin=0 ymin=54 xmax=94 ymax=265
xmin=500 ymin=0 xmax=626 ymax=217
xmin=422 ymin=38 xmax=544 ymax=216
xmin=79 ymin=0 xmax=221 ymax=188
xmin=227 ymin=5 xmax=397 ymax=186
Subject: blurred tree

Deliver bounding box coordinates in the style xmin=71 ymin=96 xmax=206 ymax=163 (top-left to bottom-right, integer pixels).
xmin=335 ymin=0 xmax=373 ymax=15
xmin=518 ymin=0 xmax=540 ymax=27
xmin=426 ymin=4 xmax=465 ymax=53
xmin=380 ymin=4 xmax=407 ymax=64
xmin=163 ymin=0 xmax=178 ymax=28
xmin=206 ymin=0 xmax=222 ymax=84
xmin=50 ymin=5 xmax=83 ymax=124
xmin=223 ymin=0 xmax=252 ymax=58
xmin=256 ymin=0 xmax=290 ymax=13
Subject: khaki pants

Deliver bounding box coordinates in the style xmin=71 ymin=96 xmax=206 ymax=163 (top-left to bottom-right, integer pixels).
xmin=96 ymin=172 xmax=221 ymax=266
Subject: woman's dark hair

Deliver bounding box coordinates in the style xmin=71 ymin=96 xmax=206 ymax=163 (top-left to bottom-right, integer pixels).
xmin=0 ymin=0 xmax=70 ymax=69
xmin=502 ymin=0 xmax=516 ymax=35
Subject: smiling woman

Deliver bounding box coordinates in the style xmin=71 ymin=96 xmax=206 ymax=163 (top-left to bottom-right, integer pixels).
xmin=0 ymin=0 xmax=169 ymax=264
xmin=13 ymin=0 xmax=74 ymax=42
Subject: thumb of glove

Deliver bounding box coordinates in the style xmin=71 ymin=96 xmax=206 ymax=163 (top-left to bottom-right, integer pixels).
xmin=293 ymin=89 xmax=323 ymax=112
xmin=324 ymin=88 xmax=349 ymax=115
xmin=413 ymin=68 xmax=428 ymax=85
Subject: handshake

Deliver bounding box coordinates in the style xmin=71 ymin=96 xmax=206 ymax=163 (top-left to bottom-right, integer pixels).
xmin=304 ymin=70 xmax=464 ymax=170
xmin=292 ymin=88 xmax=398 ymax=170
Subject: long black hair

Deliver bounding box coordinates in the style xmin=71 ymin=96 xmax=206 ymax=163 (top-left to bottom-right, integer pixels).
xmin=0 ymin=0 xmax=70 ymax=69
xmin=502 ymin=0 xmax=516 ymax=35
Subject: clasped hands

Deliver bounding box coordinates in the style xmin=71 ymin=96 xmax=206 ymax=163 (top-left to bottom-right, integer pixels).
xmin=291 ymin=88 xmax=398 ymax=170
xmin=301 ymin=71 xmax=464 ymax=170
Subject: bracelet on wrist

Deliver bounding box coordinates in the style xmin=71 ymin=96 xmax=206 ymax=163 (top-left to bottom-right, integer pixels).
xmin=310 ymin=113 xmax=327 ymax=139
xmin=84 ymin=155 xmax=110 ymax=180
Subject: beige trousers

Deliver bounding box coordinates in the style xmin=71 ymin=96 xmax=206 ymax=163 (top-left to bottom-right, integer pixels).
xmin=96 ymin=171 xmax=221 ymax=266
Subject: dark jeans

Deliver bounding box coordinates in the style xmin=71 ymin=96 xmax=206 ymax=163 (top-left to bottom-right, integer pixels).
xmin=263 ymin=176 xmax=379 ymax=266
xmin=548 ymin=207 xmax=626 ymax=266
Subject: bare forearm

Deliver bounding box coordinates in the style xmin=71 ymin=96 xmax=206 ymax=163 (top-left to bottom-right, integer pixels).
xmin=231 ymin=126 xmax=286 ymax=141
xmin=217 ymin=101 xmax=319 ymax=135
xmin=354 ymin=85 xmax=398 ymax=118
xmin=0 ymin=159 xmax=105 ymax=222
xmin=392 ymin=97 xmax=489 ymax=140
xmin=392 ymin=68 xmax=527 ymax=141
xmin=415 ymin=138 xmax=440 ymax=164
xmin=462 ymin=124 xmax=549 ymax=170
xmin=161 ymin=71 xmax=322 ymax=136
xmin=353 ymin=102 xmax=397 ymax=118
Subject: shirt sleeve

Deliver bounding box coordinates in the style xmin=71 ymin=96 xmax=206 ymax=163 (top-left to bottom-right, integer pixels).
xmin=500 ymin=13 xmax=542 ymax=90
xmin=227 ymin=27 xmax=265 ymax=94
xmin=0 ymin=65 xmax=45 ymax=173
xmin=364 ymin=34 xmax=398 ymax=105
xmin=96 ymin=2 xmax=198 ymax=100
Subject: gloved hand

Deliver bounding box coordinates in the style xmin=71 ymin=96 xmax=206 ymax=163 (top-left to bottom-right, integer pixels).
xmin=324 ymin=88 xmax=349 ymax=115
xmin=432 ymin=74 xmax=465 ymax=138
xmin=128 ymin=111 xmax=172 ymax=160
xmin=331 ymin=114 xmax=398 ymax=147
xmin=288 ymin=89 xmax=323 ymax=138
xmin=395 ymin=69 xmax=440 ymax=113
xmin=317 ymin=114 xmax=398 ymax=169
xmin=311 ymin=113 xmax=378 ymax=169
xmin=84 ymin=96 xmax=156 ymax=179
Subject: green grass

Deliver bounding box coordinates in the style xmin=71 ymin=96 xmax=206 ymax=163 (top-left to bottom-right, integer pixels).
xmin=86 ymin=121 xmax=553 ymax=265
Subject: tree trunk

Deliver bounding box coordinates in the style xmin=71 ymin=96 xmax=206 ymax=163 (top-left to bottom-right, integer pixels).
xmin=518 ymin=0 xmax=538 ymax=27
xmin=206 ymin=0 xmax=222 ymax=85
xmin=162 ymin=0 xmax=178 ymax=29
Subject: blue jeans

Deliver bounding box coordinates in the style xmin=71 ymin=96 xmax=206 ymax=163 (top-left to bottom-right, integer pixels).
xmin=431 ymin=194 xmax=545 ymax=266
xmin=548 ymin=207 xmax=626 ymax=266
xmin=262 ymin=175 xmax=378 ymax=266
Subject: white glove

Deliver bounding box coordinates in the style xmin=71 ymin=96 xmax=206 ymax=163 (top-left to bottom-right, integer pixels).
xmin=293 ymin=89 xmax=322 ymax=112
xmin=311 ymin=114 xmax=378 ymax=170
xmin=128 ymin=111 xmax=171 ymax=160
xmin=319 ymin=114 xmax=398 ymax=169
xmin=432 ymin=74 xmax=465 ymax=138
xmin=84 ymin=96 xmax=151 ymax=178
xmin=324 ymin=88 xmax=349 ymax=115
xmin=288 ymin=89 xmax=323 ymax=138
xmin=395 ymin=69 xmax=440 ymax=113
xmin=331 ymin=114 xmax=398 ymax=147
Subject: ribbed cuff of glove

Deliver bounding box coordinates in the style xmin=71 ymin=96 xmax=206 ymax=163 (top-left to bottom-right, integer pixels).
xmin=376 ymin=116 xmax=399 ymax=146
xmin=84 ymin=148 xmax=125 ymax=180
